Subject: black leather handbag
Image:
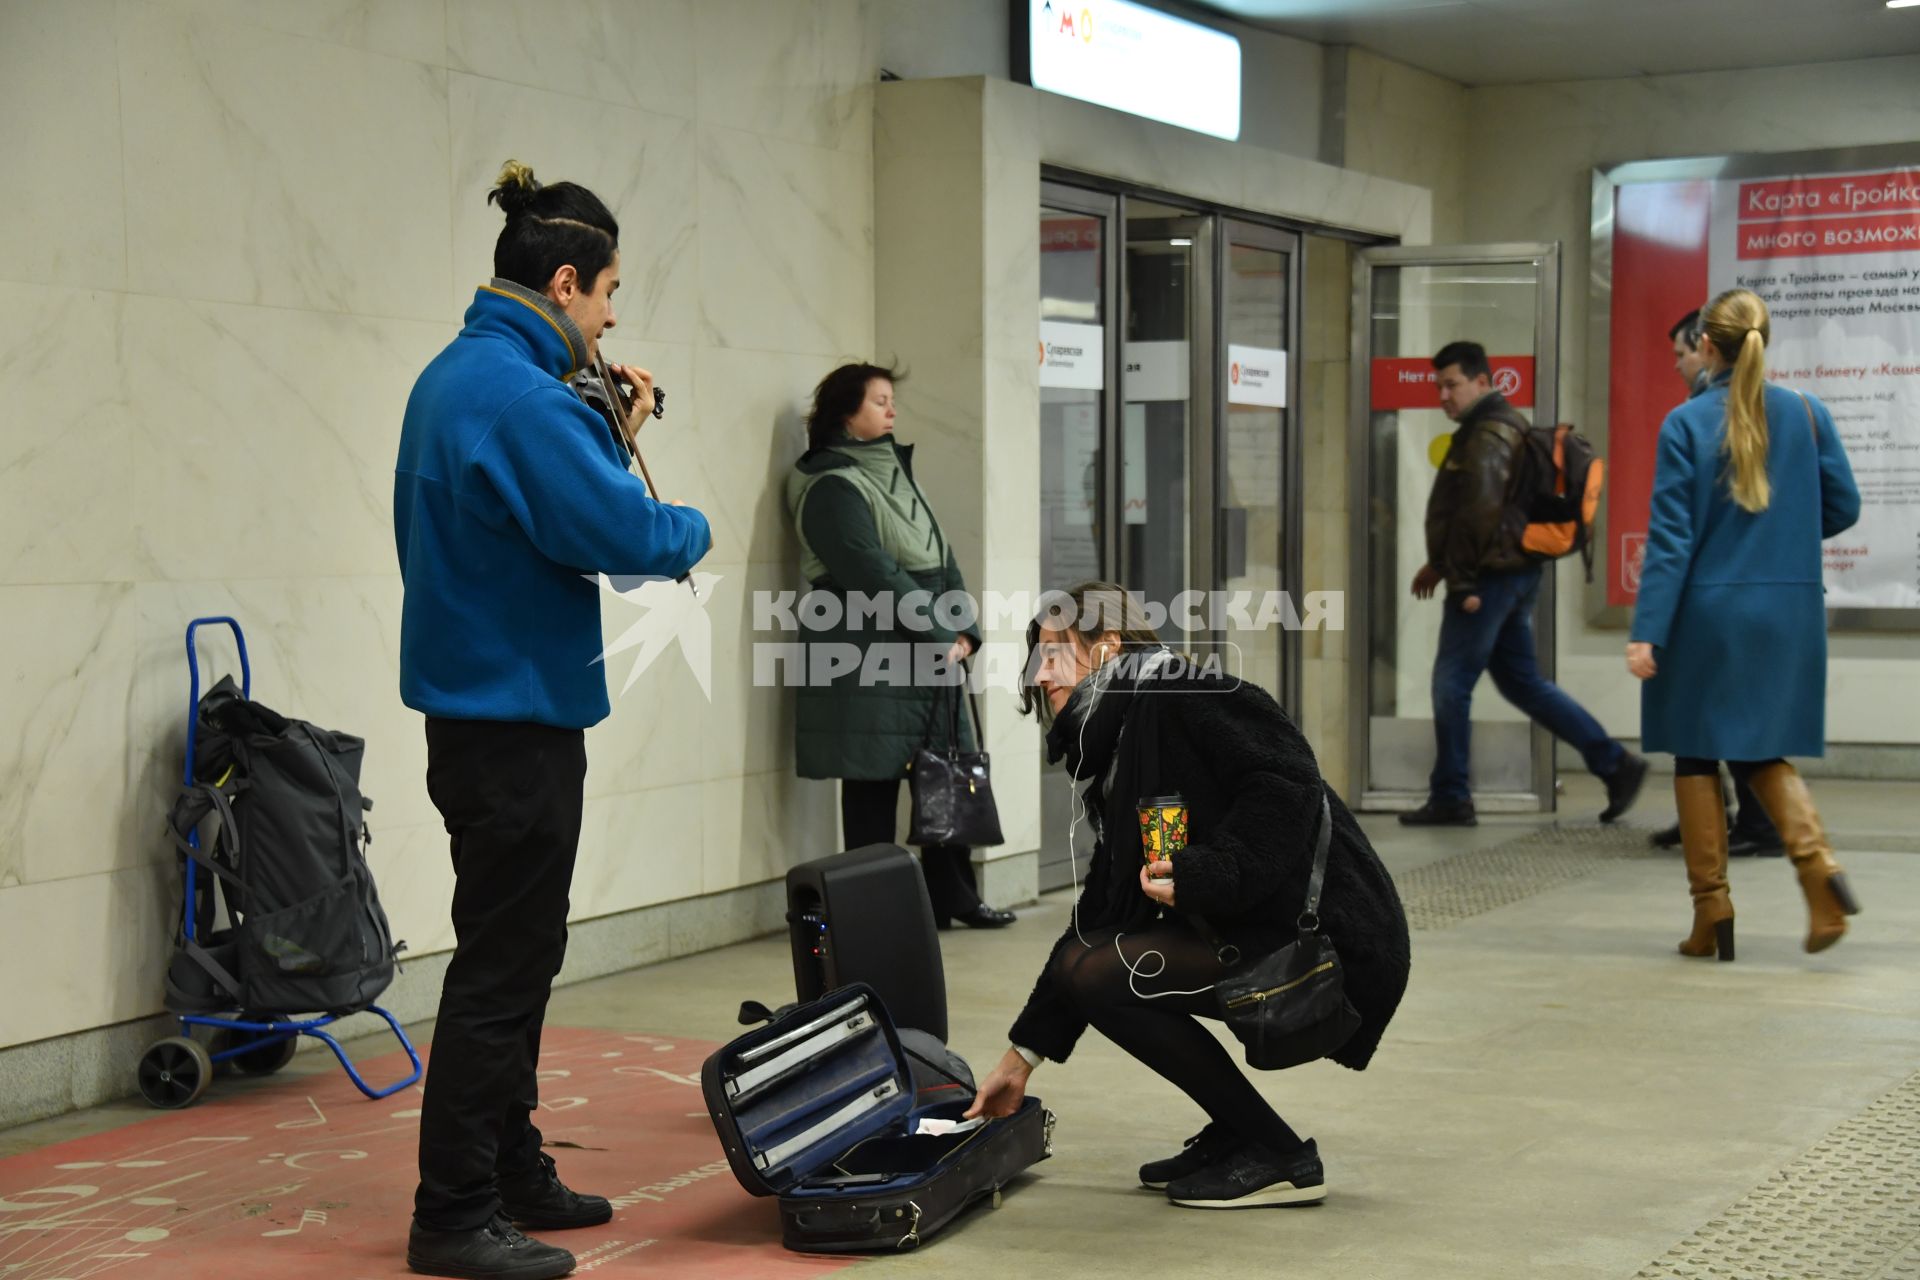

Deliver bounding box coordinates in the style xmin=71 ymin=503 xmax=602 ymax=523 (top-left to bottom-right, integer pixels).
xmin=906 ymin=678 xmax=1004 ymax=848
xmin=1209 ymin=789 xmax=1361 ymax=1071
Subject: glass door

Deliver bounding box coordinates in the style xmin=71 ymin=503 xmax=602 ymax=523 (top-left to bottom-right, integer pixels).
xmin=1218 ymin=220 xmax=1300 ymax=705
xmin=1348 ymin=243 xmax=1561 ymax=813
xmin=1036 ymin=182 xmax=1303 ymax=891
xmin=1120 ymin=200 xmax=1211 ymax=651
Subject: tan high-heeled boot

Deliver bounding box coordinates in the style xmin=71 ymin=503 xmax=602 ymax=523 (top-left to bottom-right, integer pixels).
xmin=1744 ymin=762 xmax=1860 ymax=954
xmin=1674 ymin=775 xmax=1734 ymax=960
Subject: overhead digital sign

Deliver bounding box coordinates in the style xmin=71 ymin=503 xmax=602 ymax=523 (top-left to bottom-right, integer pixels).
xmin=1015 ymin=0 xmax=1242 ymax=142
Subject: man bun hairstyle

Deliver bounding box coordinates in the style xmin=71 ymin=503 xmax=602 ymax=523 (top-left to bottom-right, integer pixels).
xmin=486 ymin=160 xmax=620 ymax=295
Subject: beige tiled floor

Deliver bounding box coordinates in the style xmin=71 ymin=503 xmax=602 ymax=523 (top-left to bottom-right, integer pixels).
xmin=5 ymin=778 xmax=1916 ymax=1279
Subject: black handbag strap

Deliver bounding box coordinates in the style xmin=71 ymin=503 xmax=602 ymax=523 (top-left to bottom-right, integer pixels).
xmin=1298 ymin=789 xmax=1334 ymax=932
xmin=919 ymin=661 xmax=984 ymax=756
xmin=1190 ymin=784 xmax=1333 ymax=965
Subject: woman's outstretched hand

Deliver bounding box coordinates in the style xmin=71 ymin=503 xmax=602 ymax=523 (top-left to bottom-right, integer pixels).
xmin=964 ymin=1048 xmax=1033 ymax=1120
xmin=1139 ymin=862 xmax=1176 ymax=907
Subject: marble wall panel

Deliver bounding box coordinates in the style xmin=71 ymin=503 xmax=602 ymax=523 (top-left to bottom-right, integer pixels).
xmin=0 ymin=863 xmax=176 ymax=1048
xmin=446 ymin=0 xmax=697 ymax=119
xmin=117 ymin=4 xmax=452 ymax=320
xmin=123 ymin=295 xmax=451 ymax=582
xmin=140 ymin=0 xmax=448 ymax=65
xmin=0 ymin=286 xmax=137 ymax=586
xmin=697 ymin=0 xmax=873 ymax=154
xmin=0 ymin=0 xmax=128 ymax=292
xmin=0 ymin=585 xmax=140 ymax=888
xmin=697 ymin=125 xmax=875 ymax=358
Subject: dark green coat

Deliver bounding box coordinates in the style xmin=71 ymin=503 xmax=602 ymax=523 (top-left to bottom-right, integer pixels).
xmin=787 ymin=438 xmax=981 ymax=781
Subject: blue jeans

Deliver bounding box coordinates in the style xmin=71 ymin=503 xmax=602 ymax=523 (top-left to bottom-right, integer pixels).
xmin=1429 ymin=567 xmax=1623 ymax=806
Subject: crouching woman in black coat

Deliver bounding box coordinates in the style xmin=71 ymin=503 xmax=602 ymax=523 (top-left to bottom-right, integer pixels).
xmin=965 ymin=582 xmax=1411 ymax=1209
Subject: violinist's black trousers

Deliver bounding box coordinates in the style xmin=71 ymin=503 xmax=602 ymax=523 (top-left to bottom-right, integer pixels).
xmin=413 ymin=718 xmax=585 ymax=1231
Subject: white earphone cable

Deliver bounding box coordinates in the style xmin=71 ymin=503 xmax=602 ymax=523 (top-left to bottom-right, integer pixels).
xmin=1058 ymin=643 xmax=1217 ymax=1002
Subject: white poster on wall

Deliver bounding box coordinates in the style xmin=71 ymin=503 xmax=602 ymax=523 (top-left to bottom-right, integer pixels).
xmin=1226 ymin=344 xmax=1287 ymax=407
xmin=1706 ymin=164 xmax=1920 ymax=608
xmin=1124 ymin=340 xmax=1189 ymax=402
xmin=1040 ymin=321 xmax=1104 ymax=389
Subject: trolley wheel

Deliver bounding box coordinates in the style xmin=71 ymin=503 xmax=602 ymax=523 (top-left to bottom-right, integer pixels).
xmin=137 ymin=1037 xmax=213 ymax=1109
xmin=224 ymin=1030 xmax=298 ymax=1076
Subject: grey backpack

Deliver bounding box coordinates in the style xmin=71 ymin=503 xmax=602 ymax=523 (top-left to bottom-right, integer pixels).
xmin=164 ymin=677 xmax=401 ymax=1016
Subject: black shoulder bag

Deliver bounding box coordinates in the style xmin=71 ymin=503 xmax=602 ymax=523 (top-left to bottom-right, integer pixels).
xmin=1207 ymin=789 xmax=1361 ymax=1071
xmin=906 ymin=674 xmax=1004 ymax=848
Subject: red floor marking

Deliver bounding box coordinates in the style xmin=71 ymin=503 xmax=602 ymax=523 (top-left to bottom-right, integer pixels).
xmin=0 ymin=1028 xmax=858 ymax=1279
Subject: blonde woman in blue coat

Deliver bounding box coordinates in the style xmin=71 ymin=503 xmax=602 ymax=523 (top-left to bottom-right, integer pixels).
xmin=1627 ymin=288 xmax=1862 ymax=961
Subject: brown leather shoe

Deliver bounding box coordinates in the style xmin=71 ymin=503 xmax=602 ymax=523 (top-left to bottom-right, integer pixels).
xmin=1744 ymin=763 xmax=1860 ymax=954
xmin=1674 ymin=776 xmax=1734 ymax=960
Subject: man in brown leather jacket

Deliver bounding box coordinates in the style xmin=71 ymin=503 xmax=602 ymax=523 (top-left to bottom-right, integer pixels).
xmin=1402 ymin=341 xmax=1647 ymax=827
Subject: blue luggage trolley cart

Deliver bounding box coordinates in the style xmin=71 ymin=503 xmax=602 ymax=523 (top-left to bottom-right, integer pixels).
xmin=135 ymin=616 xmax=422 ymax=1109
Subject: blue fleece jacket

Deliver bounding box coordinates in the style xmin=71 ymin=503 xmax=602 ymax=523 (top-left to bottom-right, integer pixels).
xmin=394 ymin=280 xmax=711 ymax=728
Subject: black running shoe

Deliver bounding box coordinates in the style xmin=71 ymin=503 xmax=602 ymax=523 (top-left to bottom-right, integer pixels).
xmin=1138 ymin=1122 xmax=1243 ymax=1190
xmin=406 ymin=1212 xmax=576 ymax=1279
xmin=1398 ymin=800 xmax=1477 ymax=827
xmin=497 ymin=1152 xmax=612 ymax=1231
xmin=1600 ymin=753 xmax=1649 ymax=824
xmin=1727 ymin=827 xmax=1785 ymax=858
xmin=1165 ymin=1139 xmax=1327 ymax=1209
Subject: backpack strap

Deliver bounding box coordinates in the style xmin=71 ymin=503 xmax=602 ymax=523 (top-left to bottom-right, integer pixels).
xmin=179 ymin=935 xmax=244 ymax=1004
xmin=168 ymin=781 xmax=246 ymax=891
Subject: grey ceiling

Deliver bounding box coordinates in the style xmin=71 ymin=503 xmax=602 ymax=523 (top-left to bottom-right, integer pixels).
xmin=1185 ymin=0 xmax=1920 ymax=86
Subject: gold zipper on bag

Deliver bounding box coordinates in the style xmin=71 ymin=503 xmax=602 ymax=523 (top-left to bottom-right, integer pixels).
xmin=1223 ymin=961 xmax=1334 ymax=1009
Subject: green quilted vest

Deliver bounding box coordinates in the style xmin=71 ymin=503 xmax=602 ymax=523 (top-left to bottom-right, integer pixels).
xmin=786 ymin=437 xmax=945 ymax=582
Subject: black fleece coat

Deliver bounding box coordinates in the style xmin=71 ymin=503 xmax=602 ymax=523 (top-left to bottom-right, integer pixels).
xmin=1009 ymin=676 xmax=1411 ymax=1071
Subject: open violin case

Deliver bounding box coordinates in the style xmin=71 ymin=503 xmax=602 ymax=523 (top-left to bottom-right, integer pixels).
xmin=702 ymin=984 xmax=1053 ymax=1252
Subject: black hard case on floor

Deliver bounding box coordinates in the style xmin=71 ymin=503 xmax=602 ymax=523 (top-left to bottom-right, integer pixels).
xmin=702 ymin=984 xmax=1052 ymax=1252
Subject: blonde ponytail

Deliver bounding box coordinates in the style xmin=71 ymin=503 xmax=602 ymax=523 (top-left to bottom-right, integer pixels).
xmin=1701 ymin=288 xmax=1773 ymax=513
xmin=1724 ymin=328 xmax=1770 ymax=512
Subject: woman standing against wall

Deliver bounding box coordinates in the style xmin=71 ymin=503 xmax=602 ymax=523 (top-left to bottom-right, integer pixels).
xmin=786 ymin=364 xmax=1014 ymax=929
xmin=1628 ymin=288 xmax=1862 ymax=961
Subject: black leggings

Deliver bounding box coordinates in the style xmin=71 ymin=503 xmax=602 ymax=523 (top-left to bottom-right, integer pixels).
xmin=840 ymin=778 xmax=982 ymax=918
xmin=1048 ymin=920 xmax=1304 ymax=1154
xmin=1674 ymin=757 xmax=1784 ymax=786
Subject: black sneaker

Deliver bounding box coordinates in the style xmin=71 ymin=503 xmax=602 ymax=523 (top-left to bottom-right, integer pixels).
xmin=1728 ymin=827 xmax=1785 ymax=858
xmin=1165 ymin=1139 xmax=1327 ymax=1209
xmin=497 ymin=1152 xmax=612 ymax=1230
xmin=1599 ymin=753 xmax=1649 ymax=824
xmin=1648 ymin=822 xmax=1682 ymax=849
xmin=1139 ymin=1122 xmax=1243 ymax=1190
xmin=1398 ymin=800 xmax=1477 ymax=827
xmin=407 ymin=1213 xmax=575 ymax=1279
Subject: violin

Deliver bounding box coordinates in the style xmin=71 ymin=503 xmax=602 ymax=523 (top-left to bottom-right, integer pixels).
xmin=590 ymin=352 xmax=699 ymax=600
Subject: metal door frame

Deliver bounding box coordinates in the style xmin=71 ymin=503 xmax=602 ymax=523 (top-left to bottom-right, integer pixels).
xmin=1347 ymin=242 xmax=1562 ymax=814
xmin=1040 ymin=181 xmax=1122 ymax=578
xmin=1217 ymin=218 xmax=1304 ymax=711
xmin=1037 ymin=182 xmax=1121 ymax=894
